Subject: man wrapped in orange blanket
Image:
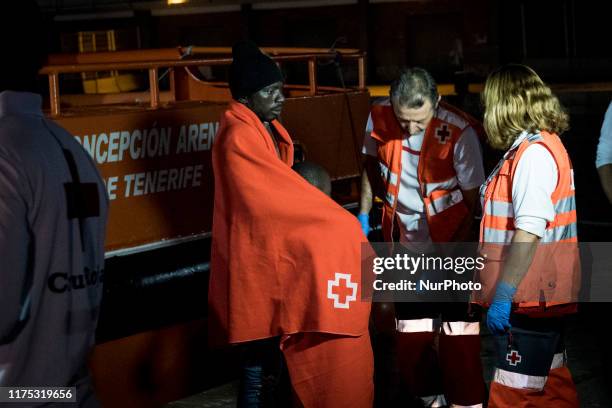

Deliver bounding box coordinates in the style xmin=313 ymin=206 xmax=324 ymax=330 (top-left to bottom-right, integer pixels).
xmin=208 ymin=41 xmax=373 ymax=407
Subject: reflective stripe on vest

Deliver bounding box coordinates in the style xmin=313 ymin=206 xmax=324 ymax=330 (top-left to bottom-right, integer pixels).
xmin=483 ymin=210 xmax=577 ymax=244
xmin=483 ymin=203 xmax=577 ymax=243
xmin=423 ymin=175 xmax=459 ymax=196
xmin=555 ymin=196 xmax=576 ymax=214
xmin=379 ymin=161 xmax=399 ymax=207
xmin=426 ymin=189 xmax=463 ymax=216
xmin=542 ymin=222 xmax=578 ymax=243
xmin=484 ymin=200 xmax=514 ymax=218
xmin=483 ymin=227 xmax=514 ymax=243
xmin=385 ymin=192 xmax=396 ymax=206
xmin=379 ymin=161 xmax=399 ymax=187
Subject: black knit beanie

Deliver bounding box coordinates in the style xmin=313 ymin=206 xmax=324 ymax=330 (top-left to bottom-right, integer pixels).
xmin=229 ymin=41 xmax=283 ymax=99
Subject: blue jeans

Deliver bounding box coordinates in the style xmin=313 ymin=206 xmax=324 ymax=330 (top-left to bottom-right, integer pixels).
xmin=238 ymin=337 xmax=289 ymax=408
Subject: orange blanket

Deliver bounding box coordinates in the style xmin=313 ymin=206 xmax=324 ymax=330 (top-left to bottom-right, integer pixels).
xmin=209 ymin=101 xmax=373 ymax=407
xmin=209 ymin=100 xmax=370 ymax=342
xmin=281 ymin=332 xmax=374 ymax=407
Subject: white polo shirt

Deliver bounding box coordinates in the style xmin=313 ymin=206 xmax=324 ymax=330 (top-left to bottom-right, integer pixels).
xmin=485 ymin=131 xmax=558 ymax=238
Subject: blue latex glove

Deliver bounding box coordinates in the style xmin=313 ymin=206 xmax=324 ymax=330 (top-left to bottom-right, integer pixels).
xmin=486 ymin=281 xmax=517 ymax=335
xmin=357 ymin=213 xmax=371 ymax=236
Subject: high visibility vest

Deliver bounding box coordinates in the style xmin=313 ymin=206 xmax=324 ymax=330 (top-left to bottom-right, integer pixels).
xmin=370 ymin=100 xmax=483 ymax=242
xmin=476 ymin=131 xmax=580 ymax=311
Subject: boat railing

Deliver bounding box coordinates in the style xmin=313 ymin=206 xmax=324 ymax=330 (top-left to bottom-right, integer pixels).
xmin=40 ymin=48 xmax=367 ymax=117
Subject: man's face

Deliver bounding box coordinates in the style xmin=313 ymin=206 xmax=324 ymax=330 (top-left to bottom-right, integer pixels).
xmin=246 ymin=81 xmax=285 ymax=122
xmin=392 ymin=96 xmax=439 ymax=136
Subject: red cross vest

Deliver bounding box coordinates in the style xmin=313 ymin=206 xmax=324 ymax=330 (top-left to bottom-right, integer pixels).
xmin=474 ymin=131 xmax=580 ymax=313
xmin=370 ymin=100 xmax=483 ymax=242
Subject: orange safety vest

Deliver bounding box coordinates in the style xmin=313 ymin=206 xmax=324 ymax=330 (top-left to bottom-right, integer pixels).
xmin=370 ymin=100 xmax=483 ymax=242
xmin=475 ymin=131 xmax=580 ymax=312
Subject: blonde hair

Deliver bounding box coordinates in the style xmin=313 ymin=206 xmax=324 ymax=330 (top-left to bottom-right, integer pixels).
xmin=482 ymin=64 xmax=569 ymax=150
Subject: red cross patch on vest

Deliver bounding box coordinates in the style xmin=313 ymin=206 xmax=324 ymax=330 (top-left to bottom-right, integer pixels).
xmin=435 ymin=124 xmax=451 ymax=144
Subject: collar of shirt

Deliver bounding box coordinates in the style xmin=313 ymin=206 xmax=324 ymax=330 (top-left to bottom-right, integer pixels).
xmin=482 ymin=131 xmax=534 ymax=191
xmin=403 ymin=130 xmax=424 ymax=142
xmin=509 ymin=130 xmax=529 ymax=150
xmin=506 ymin=130 xmax=539 ymax=158
xmin=0 ymin=91 xmax=43 ymax=118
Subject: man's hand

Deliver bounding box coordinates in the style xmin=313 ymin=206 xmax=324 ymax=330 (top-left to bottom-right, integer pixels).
xmin=363 ymin=156 xmax=386 ymax=200
xmin=486 ymin=281 xmax=516 ymax=334
xmin=357 ymin=213 xmax=371 ymax=237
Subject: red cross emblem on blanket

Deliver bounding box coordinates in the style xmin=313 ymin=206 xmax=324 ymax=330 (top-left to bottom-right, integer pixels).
xmin=506 ymin=350 xmax=522 ymax=366
xmin=327 ymin=273 xmax=358 ymax=309
xmin=435 ymin=124 xmax=451 ymax=144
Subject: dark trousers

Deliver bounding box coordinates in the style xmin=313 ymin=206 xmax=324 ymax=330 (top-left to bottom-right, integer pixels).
xmin=238 ymin=337 xmax=291 ymax=408
xmin=394 ymin=302 xmax=485 ymax=406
